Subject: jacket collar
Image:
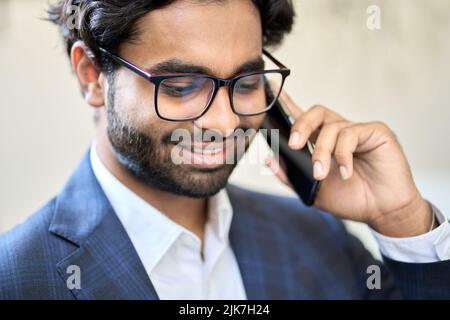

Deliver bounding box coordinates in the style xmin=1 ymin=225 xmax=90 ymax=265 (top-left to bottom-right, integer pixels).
xmin=49 ymin=152 xmax=159 ymax=299
xmin=49 ymin=151 xmax=287 ymax=299
xmin=227 ymin=185 xmax=292 ymax=299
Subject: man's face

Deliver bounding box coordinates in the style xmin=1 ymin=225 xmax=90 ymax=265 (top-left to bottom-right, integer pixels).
xmin=105 ymin=0 xmax=265 ymax=197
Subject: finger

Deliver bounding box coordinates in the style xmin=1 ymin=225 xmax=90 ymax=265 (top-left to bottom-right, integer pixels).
xmin=288 ymin=105 xmax=344 ymax=150
xmin=334 ymin=125 xmax=361 ymax=180
xmin=311 ymin=121 xmax=351 ymax=180
xmin=265 ymin=155 xmax=293 ymax=188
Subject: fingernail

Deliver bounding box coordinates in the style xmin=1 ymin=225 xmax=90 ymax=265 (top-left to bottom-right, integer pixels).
xmin=288 ymin=131 xmax=301 ymax=148
xmin=339 ymin=165 xmax=349 ymax=180
xmin=313 ymin=161 xmax=323 ymax=179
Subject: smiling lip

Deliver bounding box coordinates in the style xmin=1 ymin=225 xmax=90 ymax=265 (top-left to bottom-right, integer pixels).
xmin=173 ymin=142 xmax=230 ymax=168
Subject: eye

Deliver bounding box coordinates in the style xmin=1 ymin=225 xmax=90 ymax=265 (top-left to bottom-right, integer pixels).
xmin=234 ymin=75 xmax=262 ymax=94
xmin=160 ymin=82 xmax=196 ymax=97
xmin=160 ymin=77 xmax=210 ymax=98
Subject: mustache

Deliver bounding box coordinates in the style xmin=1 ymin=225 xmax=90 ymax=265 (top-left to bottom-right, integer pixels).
xmin=162 ymin=127 xmax=255 ymax=145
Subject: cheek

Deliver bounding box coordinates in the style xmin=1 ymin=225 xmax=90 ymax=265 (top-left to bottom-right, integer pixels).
xmin=240 ymin=114 xmax=265 ymax=130
xmin=111 ymin=70 xmax=183 ymax=142
xmin=113 ymin=69 xmax=159 ymax=127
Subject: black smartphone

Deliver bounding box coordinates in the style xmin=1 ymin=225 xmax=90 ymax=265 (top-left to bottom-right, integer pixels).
xmin=260 ymin=85 xmax=320 ymax=206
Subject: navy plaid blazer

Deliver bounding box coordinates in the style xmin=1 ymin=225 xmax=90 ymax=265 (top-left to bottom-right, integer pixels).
xmin=1 ymin=152 xmax=450 ymax=299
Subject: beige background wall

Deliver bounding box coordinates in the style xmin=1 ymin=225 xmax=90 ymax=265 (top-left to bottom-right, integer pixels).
xmin=1 ymin=0 xmax=450 ymax=256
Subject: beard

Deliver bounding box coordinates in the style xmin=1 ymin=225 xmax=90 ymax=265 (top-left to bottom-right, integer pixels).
xmin=105 ymin=77 xmax=251 ymax=198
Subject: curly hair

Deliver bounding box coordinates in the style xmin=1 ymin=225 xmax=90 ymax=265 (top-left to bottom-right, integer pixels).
xmin=47 ymin=0 xmax=295 ymax=72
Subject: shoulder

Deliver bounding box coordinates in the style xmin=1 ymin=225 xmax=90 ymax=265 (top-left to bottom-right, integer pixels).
xmin=0 ymin=198 xmax=74 ymax=299
xmin=226 ymin=184 xmax=347 ymax=240
xmin=226 ymin=184 xmax=385 ymax=298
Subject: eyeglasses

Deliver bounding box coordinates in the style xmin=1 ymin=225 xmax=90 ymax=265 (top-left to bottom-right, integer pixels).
xmin=98 ymin=47 xmax=290 ymax=122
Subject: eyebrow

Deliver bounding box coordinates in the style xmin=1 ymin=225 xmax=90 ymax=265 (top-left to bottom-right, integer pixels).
xmin=146 ymin=57 xmax=265 ymax=77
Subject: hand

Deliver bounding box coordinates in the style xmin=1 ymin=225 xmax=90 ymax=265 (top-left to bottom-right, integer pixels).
xmin=266 ymin=90 xmax=433 ymax=237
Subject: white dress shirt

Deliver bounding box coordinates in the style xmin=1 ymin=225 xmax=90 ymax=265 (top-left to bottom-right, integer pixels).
xmin=90 ymin=144 xmax=246 ymax=300
xmin=371 ymin=204 xmax=450 ymax=263
xmin=90 ymin=144 xmax=449 ymax=299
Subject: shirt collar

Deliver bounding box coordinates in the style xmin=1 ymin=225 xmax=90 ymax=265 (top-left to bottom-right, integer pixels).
xmin=89 ymin=142 xmax=233 ymax=273
xmin=208 ymin=186 xmax=233 ymax=240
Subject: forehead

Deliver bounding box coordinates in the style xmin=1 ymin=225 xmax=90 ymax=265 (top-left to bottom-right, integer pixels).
xmin=120 ymin=0 xmax=263 ymax=78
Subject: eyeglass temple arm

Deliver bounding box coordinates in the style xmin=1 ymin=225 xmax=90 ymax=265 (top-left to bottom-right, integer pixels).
xmin=99 ymin=47 xmax=287 ymax=77
xmin=262 ymin=49 xmax=288 ymax=69
xmin=98 ymin=47 xmax=152 ymax=79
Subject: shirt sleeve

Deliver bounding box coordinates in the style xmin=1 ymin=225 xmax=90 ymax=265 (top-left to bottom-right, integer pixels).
xmin=370 ymin=202 xmax=450 ymax=263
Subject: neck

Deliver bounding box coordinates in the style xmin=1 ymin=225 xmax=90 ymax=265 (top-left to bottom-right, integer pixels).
xmin=95 ymin=127 xmax=208 ymax=241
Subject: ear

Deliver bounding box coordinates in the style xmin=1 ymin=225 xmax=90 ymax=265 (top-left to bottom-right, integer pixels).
xmin=70 ymin=41 xmax=105 ymax=108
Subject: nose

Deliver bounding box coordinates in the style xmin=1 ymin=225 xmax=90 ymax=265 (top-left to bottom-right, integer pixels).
xmin=194 ymin=87 xmax=240 ymax=138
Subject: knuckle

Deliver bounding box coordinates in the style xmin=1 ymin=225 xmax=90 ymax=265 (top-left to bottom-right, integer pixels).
xmin=323 ymin=120 xmax=348 ymax=133
xmin=292 ymin=121 xmax=313 ymax=134
xmin=339 ymin=126 xmax=354 ymax=138
xmin=314 ymin=137 xmax=335 ymax=153
xmin=334 ymin=150 xmax=349 ymax=163
xmin=310 ymin=104 xmax=327 ymax=114
xmin=312 ymin=145 xmax=328 ymax=157
xmin=303 ymin=123 xmax=314 ymax=134
xmin=371 ymin=120 xmax=389 ymax=132
xmin=370 ymin=121 xmax=396 ymax=138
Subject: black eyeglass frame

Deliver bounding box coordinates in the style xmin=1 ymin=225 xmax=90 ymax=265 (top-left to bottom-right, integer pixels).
xmin=98 ymin=47 xmax=291 ymax=122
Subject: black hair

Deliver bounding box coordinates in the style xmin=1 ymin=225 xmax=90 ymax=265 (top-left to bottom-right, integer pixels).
xmin=47 ymin=0 xmax=295 ymax=72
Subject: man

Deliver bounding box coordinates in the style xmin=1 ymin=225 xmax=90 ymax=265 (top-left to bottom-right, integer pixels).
xmin=0 ymin=0 xmax=449 ymax=299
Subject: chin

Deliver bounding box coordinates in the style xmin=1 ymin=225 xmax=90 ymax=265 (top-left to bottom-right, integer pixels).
xmin=169 ymin=165 xmax=234 ymax=198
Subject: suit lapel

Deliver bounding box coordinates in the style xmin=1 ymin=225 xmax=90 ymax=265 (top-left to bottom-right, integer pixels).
xmin=49 ymin=152 xmax=158 ymax=300
xmin=49 ymin=152 xmax=294 ymax=299
xmin=228 ymin=185 xmax=293 ymax=299
xmin=55 ymin=207 xmax=159 ymax=299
